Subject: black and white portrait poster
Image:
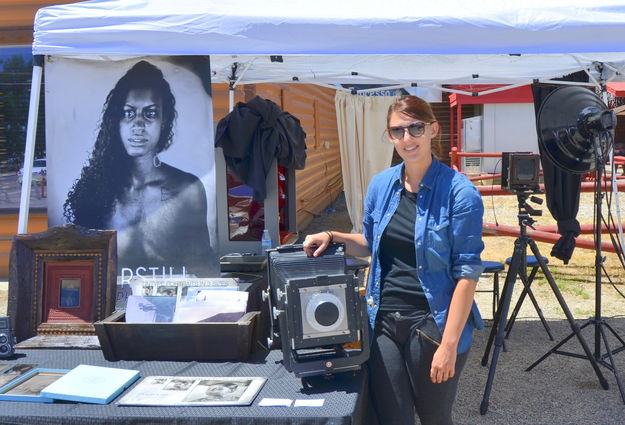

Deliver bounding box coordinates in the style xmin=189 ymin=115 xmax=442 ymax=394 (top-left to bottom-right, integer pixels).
xmin=45 ymin=56 xmax=219 ymax=283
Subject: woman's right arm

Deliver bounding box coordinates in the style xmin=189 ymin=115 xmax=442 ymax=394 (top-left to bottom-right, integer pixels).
xmin=304 ymin=173 xmax=378 ymax=259
xmin=303 ymin=231 xmax=370 ymax=258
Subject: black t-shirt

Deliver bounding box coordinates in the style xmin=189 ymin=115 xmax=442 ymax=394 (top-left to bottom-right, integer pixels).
xmin=378 ymin=188 xmax=430 ymax=312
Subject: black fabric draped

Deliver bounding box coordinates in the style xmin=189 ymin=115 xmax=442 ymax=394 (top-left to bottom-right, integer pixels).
xmin=215 ymin=96 xmax=307 ymax=200
xmin=532 ymin=72 xmax=588 ymax=264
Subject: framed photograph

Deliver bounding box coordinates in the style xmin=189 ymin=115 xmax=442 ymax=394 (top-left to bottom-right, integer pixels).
xmin=117 ymin=376 xmax=266 ymax=406
xmin=0 ymin=368 xmax=69 ymax=403
xmin=0 ymin=364 xmax=38 ymax=388
xmin=8 ymin=225 xmax=117 ymax=343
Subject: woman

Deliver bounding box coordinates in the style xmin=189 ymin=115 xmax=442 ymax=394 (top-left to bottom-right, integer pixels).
xmin=64 ymin=60 xmax=214 ymax=277
xmin=303 ymin=96 xmax=484 ymax=425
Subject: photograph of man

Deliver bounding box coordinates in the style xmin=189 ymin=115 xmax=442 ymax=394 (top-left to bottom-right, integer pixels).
xmin=45 ymin=57 xmax=218 ymax=278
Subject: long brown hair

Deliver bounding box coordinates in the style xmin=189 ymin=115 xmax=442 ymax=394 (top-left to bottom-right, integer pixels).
xmin=387 ymin=95 xmax=442 ymax=158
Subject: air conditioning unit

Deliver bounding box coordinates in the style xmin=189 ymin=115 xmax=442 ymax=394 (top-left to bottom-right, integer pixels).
xmin=462 ymin=157 xmax=483 ymax=173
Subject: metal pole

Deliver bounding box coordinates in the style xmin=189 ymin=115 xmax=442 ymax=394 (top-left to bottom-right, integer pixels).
xmin=17 ymin=55 xmax=44 ymax=234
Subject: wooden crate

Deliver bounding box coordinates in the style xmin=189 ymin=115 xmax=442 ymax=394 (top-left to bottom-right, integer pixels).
xmin=94 ymin=311 xmax=260 ymax=362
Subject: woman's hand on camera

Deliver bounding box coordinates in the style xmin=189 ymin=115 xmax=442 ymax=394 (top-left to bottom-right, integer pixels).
xmin=302 ymin=231 xmax=332 ymax=257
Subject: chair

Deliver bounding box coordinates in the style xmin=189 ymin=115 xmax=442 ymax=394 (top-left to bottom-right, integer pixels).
xmin=477 ymin=261 xmax=505 ymax=317
xmin=504 ymin=255 xmax=554 ymax=340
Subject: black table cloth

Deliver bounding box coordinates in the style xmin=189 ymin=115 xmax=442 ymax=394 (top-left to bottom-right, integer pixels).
xmin=0 ymin=349 xmax=372 ymax=425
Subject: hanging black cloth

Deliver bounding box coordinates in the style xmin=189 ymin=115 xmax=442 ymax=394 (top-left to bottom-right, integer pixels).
xmin=215 ymin=96 xmax=307 ymax=200
xmin=532 ymin=72 xmax=588 ymax=263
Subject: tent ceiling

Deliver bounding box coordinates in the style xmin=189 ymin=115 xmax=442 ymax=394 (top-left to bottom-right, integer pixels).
xmin=207 ymin=53 xmax=625 ymax=88
xmin=33 ymin=1 xmax=625 ymax=55
xmin=31 ymin=0 xmax=625 ymax=90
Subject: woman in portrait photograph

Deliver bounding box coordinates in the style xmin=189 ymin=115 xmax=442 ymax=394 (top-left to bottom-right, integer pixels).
xmin=63 ymin=60 xmax=214 ymax=277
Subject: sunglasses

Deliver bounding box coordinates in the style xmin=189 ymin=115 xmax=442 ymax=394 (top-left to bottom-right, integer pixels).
xmin=388 ymin=121 xmax=429 ymax=140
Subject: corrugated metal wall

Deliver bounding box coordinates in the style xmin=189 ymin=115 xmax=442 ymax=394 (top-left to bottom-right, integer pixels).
xmin=212 ymin=83 xmax=343 ymax=234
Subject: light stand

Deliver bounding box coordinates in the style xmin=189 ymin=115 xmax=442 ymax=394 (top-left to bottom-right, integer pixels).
xmin=527 ymin=133 xmax=625 ymax=403
xmin=480 ymin=193 xmax=609 ymax=415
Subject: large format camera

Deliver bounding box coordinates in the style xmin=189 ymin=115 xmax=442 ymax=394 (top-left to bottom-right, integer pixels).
xmin=501 ymin=152 xmax=541 ymax=194
xmin=266 ymin=244 xmax=369 ymax=378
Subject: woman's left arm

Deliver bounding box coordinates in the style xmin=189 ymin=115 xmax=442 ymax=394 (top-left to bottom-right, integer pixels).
xmin=430 ymin=179 xmax=484 ymax=384
xmin=430 ymin=277 xmax=477 ymax=384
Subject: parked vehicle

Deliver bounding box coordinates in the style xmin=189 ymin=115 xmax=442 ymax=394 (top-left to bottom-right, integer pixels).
xmin=17 ymin=158 xmax=47 ymax=185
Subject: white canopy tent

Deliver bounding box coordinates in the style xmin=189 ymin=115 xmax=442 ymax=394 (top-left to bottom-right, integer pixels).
xmin=32 ymin=0 xmax=625 ymax=91
xmin=19 ymin=0 xmax=625 ymax=232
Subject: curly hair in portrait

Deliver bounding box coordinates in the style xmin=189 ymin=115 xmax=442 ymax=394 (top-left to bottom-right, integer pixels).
xmin=63 ymin=60 xmax=177 ymax=228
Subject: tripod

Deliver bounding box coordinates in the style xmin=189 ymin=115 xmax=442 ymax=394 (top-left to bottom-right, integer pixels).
xmin=480 ymin=192 xmax=609 ymax=415
xmin=526 ymin=146 xmax=625 ymax=404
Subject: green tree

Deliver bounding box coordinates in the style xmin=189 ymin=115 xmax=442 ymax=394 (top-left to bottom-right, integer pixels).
xmin=0 ymin=54 xmax=46 ymax=171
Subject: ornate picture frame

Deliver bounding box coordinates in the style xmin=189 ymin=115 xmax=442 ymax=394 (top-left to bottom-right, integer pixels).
xmin=8 ymin=225 xmax=117 ymax=342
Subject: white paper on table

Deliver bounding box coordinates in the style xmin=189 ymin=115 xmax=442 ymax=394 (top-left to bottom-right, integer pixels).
xmin=172 ymin=290 xmax=248 ymax=323
xmin=125 ymin=296 xmax=176 ymax=322
xmin=258 ymin=398 xmax=293 ymax=407
xmin=294 ymin=399 xmax=324 ymax=407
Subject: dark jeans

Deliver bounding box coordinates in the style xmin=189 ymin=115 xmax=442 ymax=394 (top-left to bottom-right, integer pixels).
xmin=368 ymin=310 xmax=469 ymax=425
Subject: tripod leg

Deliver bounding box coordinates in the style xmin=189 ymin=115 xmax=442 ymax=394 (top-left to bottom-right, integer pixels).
xmin=526 ymin=240 xmax=609 ymax=390
xmin=597 ymin=324 xmax=625 ymax=404
xmin=481 ymin=275 xmax=514 ymax=366
xmin=481 ymin=244 xmax=523 ymax=415
xmin=505 ymin=265 xmax=531 ymax=334
xmin=602 ymin=321 xmax=625 ymax=356
xmin=504 ymin=275 xmax=529 ymax=337
xmin=520 ymin=282 xmax=554 ymax=341
xmin=526 ymin=328 xmax=577 ymax=371
xmin=527 ymin=320 xmax=595 ymax=371
xmin=505 ymin=267 xmax=554 ymax=341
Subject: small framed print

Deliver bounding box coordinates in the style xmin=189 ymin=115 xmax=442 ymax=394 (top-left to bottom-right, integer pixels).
xmin=8 ymin=224 xmax=117 ymax=342
xmin=0 ymin=368 xmax=69 ymax=403
xmin=0 ymin=364 xmax=38 ymax=388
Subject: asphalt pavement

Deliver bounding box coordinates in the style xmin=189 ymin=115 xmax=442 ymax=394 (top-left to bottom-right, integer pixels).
xmin=453 ymin=317 xmax=625 ymax=425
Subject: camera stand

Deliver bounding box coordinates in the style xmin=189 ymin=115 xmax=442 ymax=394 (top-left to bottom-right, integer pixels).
xmin=480 ymin=193 xmax=609 ymax=415
xmin=526 ymin=150 xmax=625 ymax=404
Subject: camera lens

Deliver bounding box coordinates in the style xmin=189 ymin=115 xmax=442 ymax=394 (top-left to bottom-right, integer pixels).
xmin=0 ymin=334 xmax=7 ymax=344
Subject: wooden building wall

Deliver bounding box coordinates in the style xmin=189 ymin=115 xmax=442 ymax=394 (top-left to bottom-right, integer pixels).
xmin=0 ymin=1 xmax=79 ymax=45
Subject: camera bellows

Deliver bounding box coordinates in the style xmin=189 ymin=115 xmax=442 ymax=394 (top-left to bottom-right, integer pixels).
xmin=266 ymin=244 xmax=369 ymax=378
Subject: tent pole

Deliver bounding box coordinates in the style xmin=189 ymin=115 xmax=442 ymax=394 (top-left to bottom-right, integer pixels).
xmin=229 ymin=85 xmax=234 ymax=112
xmin=17 ymin=55 xmax=44 ymax=234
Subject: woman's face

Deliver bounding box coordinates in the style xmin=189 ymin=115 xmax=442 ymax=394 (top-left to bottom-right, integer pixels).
xmin=387 ymin=111 xmax=438 ymax=165
xmin=119 ymin=87 xmax=163 ymax=158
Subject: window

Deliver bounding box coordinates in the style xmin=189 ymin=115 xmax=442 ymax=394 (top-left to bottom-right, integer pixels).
xmin=0 ymin=46 xmax=46 ymax=211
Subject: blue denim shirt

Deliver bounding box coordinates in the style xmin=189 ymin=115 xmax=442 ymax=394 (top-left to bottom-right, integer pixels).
xmin=362 ymin=158 xmax=485 ymax=354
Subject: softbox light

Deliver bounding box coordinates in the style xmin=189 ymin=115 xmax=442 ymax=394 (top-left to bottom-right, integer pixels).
xmin=537 ymin=86 xmax=616 ymax=174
